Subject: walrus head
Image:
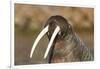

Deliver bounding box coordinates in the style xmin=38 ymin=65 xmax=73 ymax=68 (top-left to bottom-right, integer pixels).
xmin=30 ymin=15 xmax=73 ymax=59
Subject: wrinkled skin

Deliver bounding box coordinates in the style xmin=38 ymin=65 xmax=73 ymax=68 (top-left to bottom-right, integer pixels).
xmin=44 ymin=15 xmax=93 ymax=63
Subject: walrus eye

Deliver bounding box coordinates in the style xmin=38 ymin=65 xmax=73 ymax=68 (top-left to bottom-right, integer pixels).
xmin=69 ymin=25 xmax=71 ymax=29
xmin=47 ymin=32 xmax=49 ymax=35
xmin=58 ymin=31 xmax=61 ymax=35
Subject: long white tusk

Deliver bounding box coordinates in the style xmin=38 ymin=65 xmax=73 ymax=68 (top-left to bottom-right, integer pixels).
xmin=30 ymin=25 xmax=49 ymax=58
xmin=44 ymin=26 xmax=60 ymax=59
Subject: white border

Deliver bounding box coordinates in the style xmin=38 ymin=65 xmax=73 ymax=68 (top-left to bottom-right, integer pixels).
xmin=0 ymin=0 xmax=10 ymax=69
xmin=10 ymin=0 xmax=96 ymax=69
xmin=14 ymin=0 xmax=95 ymax=8
xmin=11 ymin=0 xmax=14 ymax=68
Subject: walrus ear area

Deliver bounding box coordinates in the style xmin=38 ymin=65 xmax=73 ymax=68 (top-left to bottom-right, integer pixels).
xmin=60 ymin=23 xmax=72 ymax=38
xmin=67 ymin=24 xmax=74 ymax=35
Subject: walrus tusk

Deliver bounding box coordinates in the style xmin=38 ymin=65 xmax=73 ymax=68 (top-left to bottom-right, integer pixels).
xmin=44 ymin=26 xmax=60 ymax=59
xmin=30 ymin=25 xmax=49 ymax=58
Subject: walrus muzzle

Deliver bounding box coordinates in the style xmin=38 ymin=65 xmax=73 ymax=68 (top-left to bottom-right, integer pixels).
xmin=30 ymin=25 xmax=60 ymax=59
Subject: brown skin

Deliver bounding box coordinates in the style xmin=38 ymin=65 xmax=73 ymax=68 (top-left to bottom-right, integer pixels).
xmin=44 ymin=15 xmax=93 ymax=63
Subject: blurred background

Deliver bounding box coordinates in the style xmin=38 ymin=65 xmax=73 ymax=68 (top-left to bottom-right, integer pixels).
xmin=14 ymin=3 xmax=94 ymax=65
